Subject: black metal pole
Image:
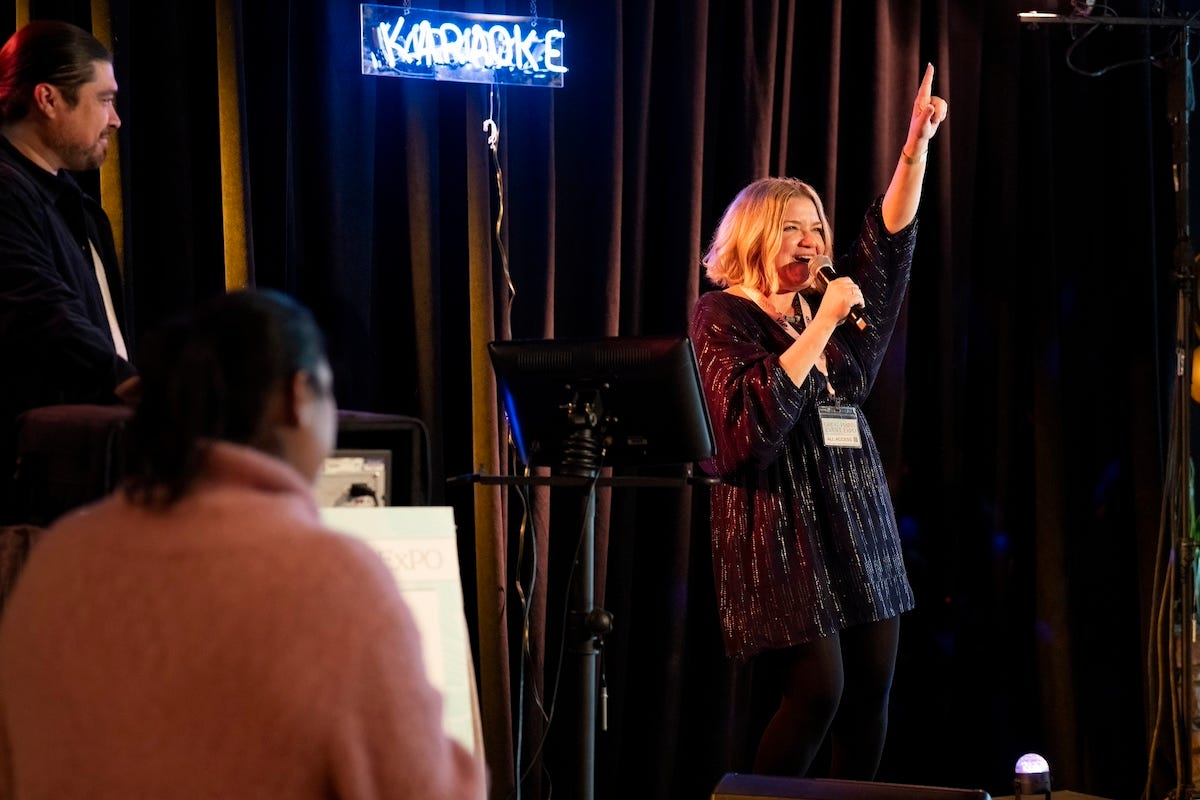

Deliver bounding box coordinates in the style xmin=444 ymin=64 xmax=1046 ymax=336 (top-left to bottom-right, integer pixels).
xmin=1168 ymin=37 xmax=1196 ymax=800
xmin=573 ymin=485 xmax=597 ymax=800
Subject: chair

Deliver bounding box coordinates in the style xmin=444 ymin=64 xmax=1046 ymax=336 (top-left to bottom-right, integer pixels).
xmin=9 ymin=403 xmax=133 ymax=528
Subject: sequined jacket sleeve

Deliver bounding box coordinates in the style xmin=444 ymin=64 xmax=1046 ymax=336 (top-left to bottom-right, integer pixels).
xmin=690 ymin=197 xmax=916 ymax=478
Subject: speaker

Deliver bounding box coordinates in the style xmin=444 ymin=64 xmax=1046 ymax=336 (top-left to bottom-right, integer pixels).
xmin=712 ymin=773 xmax=993 ymax=800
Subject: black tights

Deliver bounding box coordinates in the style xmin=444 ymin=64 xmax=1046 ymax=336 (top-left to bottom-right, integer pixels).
xmin=751 ymin=617 xmax=900 ymax=779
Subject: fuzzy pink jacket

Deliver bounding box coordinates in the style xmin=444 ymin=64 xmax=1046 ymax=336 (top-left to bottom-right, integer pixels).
xmin=0 ymin=442 xmax=486 ymax=799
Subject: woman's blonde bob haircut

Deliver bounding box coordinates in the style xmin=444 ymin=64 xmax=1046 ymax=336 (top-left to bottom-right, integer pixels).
xmin=702 ymin=177 xmax=831 ymax=295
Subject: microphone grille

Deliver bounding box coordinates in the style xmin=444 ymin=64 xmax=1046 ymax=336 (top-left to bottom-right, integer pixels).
xmin=809 ymin=255 xmax=834 ymax=289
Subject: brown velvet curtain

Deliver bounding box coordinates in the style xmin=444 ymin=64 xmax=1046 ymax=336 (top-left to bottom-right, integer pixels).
xmin=1 ymin=1 xmax=1174 ymax=798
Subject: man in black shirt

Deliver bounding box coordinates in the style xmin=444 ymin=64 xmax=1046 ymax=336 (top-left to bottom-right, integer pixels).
xmin=0 ymin=21 xmax=136 ymax=520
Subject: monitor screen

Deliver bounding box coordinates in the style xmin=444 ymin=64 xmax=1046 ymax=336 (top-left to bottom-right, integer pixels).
xmin=487 ymin=335 xmax=716 ymax=474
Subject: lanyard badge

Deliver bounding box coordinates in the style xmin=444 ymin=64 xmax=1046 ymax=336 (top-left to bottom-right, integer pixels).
xmin=817 ymin=403 xmax=862 ymax=448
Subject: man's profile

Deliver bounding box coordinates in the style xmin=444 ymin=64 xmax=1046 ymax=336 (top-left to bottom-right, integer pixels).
xmin=0 ymin=20 xmax=135 ymax=519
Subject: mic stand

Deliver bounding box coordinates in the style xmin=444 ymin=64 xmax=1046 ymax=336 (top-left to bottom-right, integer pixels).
xmin=455 ymin=466 xmax=716 ymax=800
xmin=565 ymin=481 xmax=614 ymax=800
xmin=559 ymin=413 xmax=607 ymax=800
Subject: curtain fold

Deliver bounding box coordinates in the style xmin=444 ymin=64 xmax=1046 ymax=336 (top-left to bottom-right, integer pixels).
xmin=214 ymin=0 xmax=250 ymax=290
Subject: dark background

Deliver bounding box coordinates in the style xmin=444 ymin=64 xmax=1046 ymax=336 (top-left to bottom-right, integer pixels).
xmin=5 ymin=1 xmax=1193 ymax=798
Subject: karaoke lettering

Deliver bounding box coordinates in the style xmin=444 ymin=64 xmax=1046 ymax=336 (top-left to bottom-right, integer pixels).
xmin=361 ymin=5 xmax=567 ymax=87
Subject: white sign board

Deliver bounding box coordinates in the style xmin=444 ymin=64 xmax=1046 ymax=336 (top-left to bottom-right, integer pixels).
xmin=320 ymin=506 xmax=476 ymax=752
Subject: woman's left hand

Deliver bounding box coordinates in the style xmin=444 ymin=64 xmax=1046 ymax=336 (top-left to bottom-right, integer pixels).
xmin=907 ymin=63 xmax=948 ymax=153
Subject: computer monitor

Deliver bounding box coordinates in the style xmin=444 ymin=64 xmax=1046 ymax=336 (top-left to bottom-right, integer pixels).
xmin=487 ymin=335 xmax=716 ymax=475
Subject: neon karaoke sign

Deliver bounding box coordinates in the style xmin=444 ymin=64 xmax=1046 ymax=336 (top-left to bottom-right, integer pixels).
xmin=360 ymin=5 xmax=567 ymax=88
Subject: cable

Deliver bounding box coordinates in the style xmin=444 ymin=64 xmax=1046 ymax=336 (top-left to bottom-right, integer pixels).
xmin=482 ymin=78 xmax=535 ymax=799
xmin=1057 ymin=6 xmax=1200 ymax=77
xmin=1047 ymin=12 xmax=1200 ymax=797
xmin=1142 ymin=400 xmax=1178 ymax=798
xmin=1141 ymin=365 xmax=1200 ymax=800
xmin=516 ymin=466 xmax=602 ymax=787
xmin=483 ymin=82 xmax=516 ymax=340
xmin=508 ymin=452 xmax=542 ymax=800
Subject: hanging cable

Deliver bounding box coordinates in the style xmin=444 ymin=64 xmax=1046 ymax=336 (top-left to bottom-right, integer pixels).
xmin=484 ymin=82 xmax=515 ymax=341
xmin=504 ymin=6 xmax=552 ymax=795
xmin=1058 ymin=5 xmax=1200 ymax=77
xmin=508 ymin=454 xmax=548 ymax=800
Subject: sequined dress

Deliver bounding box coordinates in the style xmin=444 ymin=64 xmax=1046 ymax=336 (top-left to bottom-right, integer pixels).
xmin=689 ymin=197 xmax=916 ymax=662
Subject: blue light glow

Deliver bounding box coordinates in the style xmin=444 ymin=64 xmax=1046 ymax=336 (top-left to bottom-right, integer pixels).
xmin=501 ymin=388 xmax=530 ymax=465
xmin=361 ymin=5 xmax=567 ymax=87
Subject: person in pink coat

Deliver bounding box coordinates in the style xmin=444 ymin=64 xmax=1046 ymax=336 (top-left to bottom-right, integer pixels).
xmin=0 ymin=288 xmax=487 ymax=800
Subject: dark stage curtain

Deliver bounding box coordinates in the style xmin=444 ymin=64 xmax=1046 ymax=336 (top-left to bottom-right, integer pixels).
xmin=2 ymin=1 xmax=1181 ymax=798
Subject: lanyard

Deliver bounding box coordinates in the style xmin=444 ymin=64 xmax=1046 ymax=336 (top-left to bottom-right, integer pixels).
xmin=740 ymin=286 xmax=835 ymax=396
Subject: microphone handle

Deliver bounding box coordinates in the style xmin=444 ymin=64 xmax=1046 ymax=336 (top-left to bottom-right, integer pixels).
xmin=816 ymin=264 xmax=870 ymax=331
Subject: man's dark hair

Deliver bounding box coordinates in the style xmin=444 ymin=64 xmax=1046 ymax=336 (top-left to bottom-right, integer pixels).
xmin=0 ymin=20 xmax=112 ymax=123
xmin=123 ymin=289 xmax=329 ymax=509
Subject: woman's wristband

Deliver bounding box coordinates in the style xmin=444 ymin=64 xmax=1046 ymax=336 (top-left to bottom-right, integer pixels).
xmin=900 ymin=147 xmax=927 ymax=165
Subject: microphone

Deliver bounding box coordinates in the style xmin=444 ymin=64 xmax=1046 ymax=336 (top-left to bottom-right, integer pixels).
xmin=808 ymin=255 xmax=869 ymax=331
